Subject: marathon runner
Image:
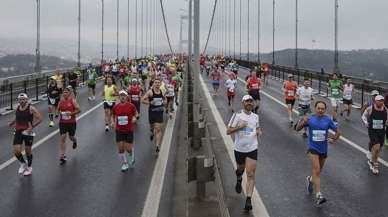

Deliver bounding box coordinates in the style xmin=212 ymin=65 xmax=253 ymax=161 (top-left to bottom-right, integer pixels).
xmin=328 ymin=73 xmax=343 ymax=124
xmin=112 ymin=90 xmax=138 ymax=171
xmin=362 ymin=95 xmax=387 ymax=175
xmin=227 ymin=95 xmax=262 ymax=212
xmin=51 ymin=71 xmax=64 ymax=91
xmin=141 ymin=78 xmax=166 ymax=154
xmin=68 ymin=69 xmax=80 ymax=97
xmin=87 ymin=64 xmax=98 ymax=101
xmin=295 ymin=101 xmax=340 ymax=206
xmin=47 ymin=78 xmax=61 ymax=127
xmin=128 ymin=78 xmax=142 ymax=119
xmin=102 ymin=77 xmax=118 ymax=131
xmin=224 ymin=73 xmax=237 ymax=112
xmin=58 ymin=86 xmax=81 ymax=165
xmin=246 ymin=70 xmax=261 ymax=113
xmin=340 ymin=78 xmax=354 ymax=120
xmin=283 ymin=74 xmax=298 ymax=125
xmin=171 ymin=70 xmax=182 ymax=106
xmin=295 ymin=78 xmax=314 ymax=138
xmin=8 ymin=93 xmax=42 ymax=176
xmin=210 ymin=66 xmax=222 ymax=96
xmin=165 ymin=80 xmax=175 ymax=119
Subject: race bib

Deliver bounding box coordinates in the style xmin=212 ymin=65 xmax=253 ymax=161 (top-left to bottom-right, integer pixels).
xmin=312 ymin=130 xmax=326 ymax=142
xmin=229 ymin=88 xmax=235 ymax=93
xmin=61 ymin=111 xmax=71 ymax=120
xmin=153 ymin=98 xmax=163 ymax=106
xmin=117 ymin=116 xmax=128 ymax=126
xmin=372 ymin=119 xmax=384 ymax=129
xmin=332 ymin=88 xmax=339 ymax=95
xmin=105 ymin=101 xmax=114 ymax=106
xmin=287 ymin=90 xmax=295 ymax=97
xmin=131 ymin=95 xmax=139 ymax=101
xmin=252 ymin=83 xmax=259 ymax=89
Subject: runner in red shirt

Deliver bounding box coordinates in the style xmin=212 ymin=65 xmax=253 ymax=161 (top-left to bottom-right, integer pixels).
xmin=128 ymin=78 xmax=142 ymax=119
xmin=210 ymin=66 xmax=222 ymax=95
xmin=246 ymin=71 xmax=261 ymax=113
xmin=58 ymin=86 xmax=81 ymax=165
xmin=113 ymin=90 xmax=138 ymax=171
xmin=283 ymin=74 xmax=298 ymax=125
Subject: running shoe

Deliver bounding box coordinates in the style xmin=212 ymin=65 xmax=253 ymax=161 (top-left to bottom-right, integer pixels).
xmin=372 ymin=163 xmax=379 ymax=175
xmin=366 ymin=152 xmax=372 ymax=161
xmin=49 ymin=121 xmax=55 ymax=127
xmin=23 ymin=167 xmax=32 ymax=176
xmin=235 ymin=176 xmax=242 ymax=194
xmin=302 ymin=132 xmax=308 ymax=138
xmin=306 ymin=176 xmax=313 ymax=194
xmin=105 ymin=125 xmax=109 ymax=132
xmin=150 ymin=133 xmax=154 ymax=141
xmin=18 ymin=163 xmax=26 ymax=174
xmin=72 ymin=141 xmax=77 ymax=149
xmin=121 ymin=163 xmax=129 ymax=172
xmin=244 ymin=197 xmax=252 ymax=212
xmin=156 ymin=145 xmax=160 ymax=154
xmin=315 ymin=193 xmax=327 ymax=206
xmin=385 ymin=138 xmax=388 ymax=147
xmin=59 ymin=155 xmax=67 ymax=165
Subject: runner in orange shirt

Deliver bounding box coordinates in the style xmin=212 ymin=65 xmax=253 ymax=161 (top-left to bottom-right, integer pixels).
xmin=283 ymin=74 xmax=298 ymax=125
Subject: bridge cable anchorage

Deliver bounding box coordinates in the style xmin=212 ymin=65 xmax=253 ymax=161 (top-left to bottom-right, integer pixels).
xmin=203 ymin=0 xmax=218 ymax=54
xmin=158 ymin=0 xmax=174 ymax=55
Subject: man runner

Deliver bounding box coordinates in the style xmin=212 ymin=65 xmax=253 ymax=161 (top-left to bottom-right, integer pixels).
xmin=246 ymin=70 xmax=261 ymax=113
xmin=87 ymin=64 xmax=98 ymax=101
xmin=225 ymin=73 xmax=237 ymax=112
xmin=328 ymin=73 xmax=343 ymax=124
xmin=340 ymin=78 xmax=354 ymax=120
xmin=8 ymin=93 xmax=42 ymax=176
xmin=58 ymin=86 xmax=81 ymax=165
xmin=102 ymin=77 xmax=118 ymax=131
xmin=227 ymin=95 xmax=262 ymax=212
xmin=112 ymin=90 xmax=138 ymax=171
xmin=296 ymin=101 xmax=340 ymax=206
xmin=47 ymin=78 xmax=61 ymax=127
xmin=283 ymin=74 xmax=298 ymax=125
xmin=362 ymin=95 xmax=387 ymax=175
xmin=296 ymin=78 xmax=314 ymax=138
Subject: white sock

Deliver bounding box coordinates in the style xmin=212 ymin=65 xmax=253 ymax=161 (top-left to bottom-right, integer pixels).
xmin=119 ymin=153 xmax=127 ymax=163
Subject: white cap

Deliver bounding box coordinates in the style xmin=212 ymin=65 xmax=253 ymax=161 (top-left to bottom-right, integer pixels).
xmin=241 ymin=95 xmax=253 ymax=102
xmin=118 ymin=90 xmax=128 ymax=96
xmin=287 ymin=73 xmax=293 ymax=78
xmin=371 ymin=90 xmax=379 ymax=96
xmin=375 ymin=95 xmax=384 ymax=101
xmin=17 ymin=93 xmax=28 ymax=99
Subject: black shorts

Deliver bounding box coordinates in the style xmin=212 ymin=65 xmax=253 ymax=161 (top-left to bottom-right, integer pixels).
xmin=59 ymin=123 xmax=77 ymax=137
xmin=248 ymin=90 xmax=261 ymax=101
xmin=368 ymin=130 xmax=385 ymax=149
xmin=166 ymin=96 xmax=175 ymax=103
xmin=13 ymin=131 xmax=34 ymax=146
xmin=116 ymin=131 xmax=134 ymax=143
xmin=48 ymin=97 xmax=59 ymax=106
xmin=307 ymin=149 xmax=327 ymax=159
xmin=104 ymin=101 xmax=115 ymax=110
xmin=149 ymin=110 xmax=164 ymax=124
xmin=132 ymin=101 xmax=141 ymax=113
xmin=343 ymin=99 xmax=352 ymax=105
xmin=88 ymin=83 xmax=96 ymax=89
xmin=234 ymin=149 xmax=258 ymax=165
xmin=285 ymin=99 xmax=296 ymax=106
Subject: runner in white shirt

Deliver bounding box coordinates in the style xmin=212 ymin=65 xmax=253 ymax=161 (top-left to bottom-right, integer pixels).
xmin=340 ymin=78 xmax=354 ymax=120
xmin=224 ymin=74 xmax=237 ymax=112
xmin=296 ymin=78 xmax=314 ymax=138
xmin=227 ymin=95 xmax=262 ymax=212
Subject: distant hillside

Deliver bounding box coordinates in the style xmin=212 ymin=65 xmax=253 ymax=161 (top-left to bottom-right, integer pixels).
xmin=0 ymin=54 xmax=77 ymax=78
xmin=246 ymin=49 xmax=388 ymax=82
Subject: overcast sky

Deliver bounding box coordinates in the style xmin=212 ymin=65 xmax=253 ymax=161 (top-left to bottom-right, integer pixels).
xmin=0 ymin=0 xmax=387 ymax=56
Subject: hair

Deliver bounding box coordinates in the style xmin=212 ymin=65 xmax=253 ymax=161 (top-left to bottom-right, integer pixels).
xmin=314 ymin=101 xmax=327 ymax=109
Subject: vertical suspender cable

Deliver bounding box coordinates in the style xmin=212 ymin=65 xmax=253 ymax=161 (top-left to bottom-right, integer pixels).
xmin=239 ymin=0 xmax=242 ymax=60
xmin=257 ymin=0 xmax=260 ymax=64
xmin=202 ymin=0 xmax=218 ymax=54
xmin=247 ymin=0 xmax=250 ymax=62
xmin=159 ymin=0 xmax=175 ymax=54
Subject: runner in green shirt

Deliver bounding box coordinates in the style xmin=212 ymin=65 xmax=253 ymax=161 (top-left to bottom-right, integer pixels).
xmin=328 ymin=73 xmax=343 ymax=123
xmin=87 ymin=66 xmax=97 ymax=100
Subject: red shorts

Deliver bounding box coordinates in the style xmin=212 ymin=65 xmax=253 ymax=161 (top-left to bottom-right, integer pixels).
xmin=227 ymin=90 xmax=235 ymax=97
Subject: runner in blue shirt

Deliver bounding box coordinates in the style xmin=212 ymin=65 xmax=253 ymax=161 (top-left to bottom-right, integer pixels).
xmin=296 ymin=101 xmax=341 ymax=206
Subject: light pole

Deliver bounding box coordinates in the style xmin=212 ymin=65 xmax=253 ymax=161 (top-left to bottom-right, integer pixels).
xmin=257 ymin=0 xmax=260 ymax=64
xmin=247 ymin=0 xmax=250 ymax=63
xmin=135 ymin=0 xmax=138 ymax=58
xmin=233 ymin=0 xmax=236 ymax=59
xmin=239 ymin=0 xmax=242 ymax=60
xmin=35 ymin=0 xmax=41 ymax=72
xmin=127 ymin=0 xmax=130 ymax=58
xmin=272 ymin=0 xmax=275 ymax=65
xmin=101 ymin=0 xmax=104 ymax=63
xmin=188 ymin=0 xmax=192 ymax=66
xmin=116 ymin=0 xmax=119 ymax=60
xmin=77 ymin=0 xmax=81 ymax=67
xmin=334 ymin=0 xmax=339 ymax=73
xmin=295 ymin=0 xmax=298 ymax=70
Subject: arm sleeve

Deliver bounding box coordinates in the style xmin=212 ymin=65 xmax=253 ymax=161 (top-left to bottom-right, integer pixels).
xmin=361 ymin=108 xmax=370 ymax=126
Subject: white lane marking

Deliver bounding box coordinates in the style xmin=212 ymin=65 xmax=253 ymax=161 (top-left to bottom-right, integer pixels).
xmin=141 ymin=104 xmax=179 ymax=217
xmin=0 ymin=101 xmax=104 ymax=171
xmin=199 ymin=74 xmax=270 ymax=217
xmin=236 ymin=77 xmax=388 ymax=168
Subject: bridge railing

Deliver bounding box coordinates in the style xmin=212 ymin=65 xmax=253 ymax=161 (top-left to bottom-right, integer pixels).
xmin=0 ymin=66 xmax=102 ymax=111
xmin=234 ymin=59 xmax=388 ymax=107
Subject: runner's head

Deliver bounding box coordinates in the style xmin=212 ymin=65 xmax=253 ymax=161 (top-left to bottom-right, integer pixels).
xmin=332 ymin=73 xmax=338 ymax=80
xmin=371 ymin=90 xmax=379 ymax=102
xmin=49 ymin=78 xmax=56 ymax=87
xmin=346 ymin=78 xmax=351 ymax=84
xmin=118 ymin=90 xmax=128 ymax=103
xmin=131 ymin=78 xmax=138 ymax=85
xmin=63 ymin=86 xmax=73 ymax=99
xmin=375 ymin=95 xmax=385 ymax=108
xmin=314 ymin=101 xmax=327 ymax=116
xmin=287 ymin=74 xmax=293 ymax=81
xmin=106 ymin=76 xmax=113 ymax=85
xmin=153 ymin=78 xmax=161 ymax=90
xmin=241 ymin=95 xmax=254 ymax=112
xmin=17 ymin=93 xmax=29 ymax=106
xmin=303 ymin=78 xmax=310 ymax=87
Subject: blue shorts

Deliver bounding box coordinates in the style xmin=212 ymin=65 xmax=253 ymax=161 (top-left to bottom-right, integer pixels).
xmin=212 ymin=80 xmax=220 ymax=87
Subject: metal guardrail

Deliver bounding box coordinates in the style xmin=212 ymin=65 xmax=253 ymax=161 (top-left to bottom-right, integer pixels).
xmin=235 ymin=59 xmax=388 ymax=106
xmin=0 ymin=66 xmax=102 ymax=111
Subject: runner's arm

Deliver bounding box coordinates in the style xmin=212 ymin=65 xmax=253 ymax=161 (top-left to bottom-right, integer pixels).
xmin=141 ymin=90 xmax=152 ymax=105
xmin=72 ymin=99 xmax=81 ymax=116
xmin=361 ymin=107 xmax=370 ymax=127
xmin=30 ymin=106 xmax=43 ymax=128
xmin=295 ymin=116 xmax=309 ymax=131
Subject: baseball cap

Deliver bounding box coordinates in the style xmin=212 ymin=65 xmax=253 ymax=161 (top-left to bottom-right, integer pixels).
xmin=287 ymin=74 xmax=293 ymax=78
xmin=242 ymin=95 xmax=253 ymax=102
xmin=371 ymin=90 xmax=379 ymax=96
xmin=119 ymin=90 xmax=128 ymax=96
xmin=375 ymin=95 xmax=384 ymax=101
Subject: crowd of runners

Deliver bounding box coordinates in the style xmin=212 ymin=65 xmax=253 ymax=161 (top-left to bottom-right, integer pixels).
xmin=201 ymin=55 xmax=388 ymax=210
xmin=8 ymin=54 xmax=185 ymax=175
